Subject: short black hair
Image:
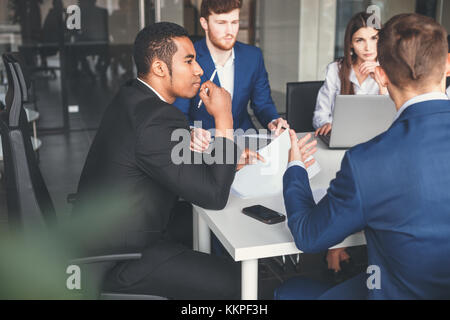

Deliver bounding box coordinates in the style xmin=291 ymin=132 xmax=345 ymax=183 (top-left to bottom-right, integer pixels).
xmin=134 ymin=22 xmax=189 ymax=77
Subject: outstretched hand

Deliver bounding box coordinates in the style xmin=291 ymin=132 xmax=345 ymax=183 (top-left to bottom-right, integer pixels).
xmin=288 ymin=130 xmax=318 ymax=168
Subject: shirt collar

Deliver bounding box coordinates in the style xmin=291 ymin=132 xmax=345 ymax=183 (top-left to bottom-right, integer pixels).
xmin=393 ymin=91 xmax=449 ymax=122
xmin=211 ymin=48 xmax=235 ymax=68
xmin=137 ymin=78 xmax=167 ymax=103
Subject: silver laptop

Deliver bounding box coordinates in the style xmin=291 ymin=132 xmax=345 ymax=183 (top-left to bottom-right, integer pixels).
xmin=320 ymin=95 xmax=397 ymax=149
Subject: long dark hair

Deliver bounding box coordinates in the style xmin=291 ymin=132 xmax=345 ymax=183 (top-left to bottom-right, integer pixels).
xmin=338 ymin=12 xmax=381 ymax=95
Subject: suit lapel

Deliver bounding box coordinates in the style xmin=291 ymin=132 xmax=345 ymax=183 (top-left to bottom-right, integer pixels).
xmin=232 ymin=43 xmax=244 ymax=109
xmin=196 ymin=39 xmax=221 ymax=87
xmin=133 ymin=79 xmax=159 ymax=99
xmin=134 ymin=79 xmax=163 ymax=101
xmin=197 ymin=40 xmax=245 ymax=117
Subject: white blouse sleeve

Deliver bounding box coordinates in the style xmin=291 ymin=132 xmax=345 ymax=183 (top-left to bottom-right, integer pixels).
xmin=313 ymin=62 xmax=341 ymax=130
xmin=446 ymin=86 xmax=450 ymax=99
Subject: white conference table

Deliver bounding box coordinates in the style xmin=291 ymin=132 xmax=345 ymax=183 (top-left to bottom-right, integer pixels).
xmin=192 ymin=133 xmax=367 ymax=300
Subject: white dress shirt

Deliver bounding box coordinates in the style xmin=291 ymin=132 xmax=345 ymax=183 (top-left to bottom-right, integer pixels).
xmin=446 ymin=85 xmax=450 ymax=98
xmin=212 ymin=48 xmax=235 ymax=99
xmin=137 ymin=78 xmax=167 ymax=103
xmin=313 ymin=61 xmax=383 ymax=130
xmin=211 ymin=48 xmax=278 ymax=125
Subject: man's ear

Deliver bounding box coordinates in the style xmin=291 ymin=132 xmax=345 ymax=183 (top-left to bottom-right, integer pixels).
xmin=200 ymin=17 xmax=208 ymax=33
xmin=375 ymin=66 xmax=389 ymax=87
xmin=151 ymin=60 xmax=168 ymax=78
xmin=446 ymin=53 xmax=450 ymax=77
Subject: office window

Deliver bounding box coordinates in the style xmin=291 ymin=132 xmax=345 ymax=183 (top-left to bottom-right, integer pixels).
xmin=335 ymin=0 xmax=371 ymax=59
xmin=415 ymin=0 xmax=438 ymax=18
xmin=334 ymin=0 xmax=435 ymax=60
xmin=0 ymin=0 xmax=151 ymax=131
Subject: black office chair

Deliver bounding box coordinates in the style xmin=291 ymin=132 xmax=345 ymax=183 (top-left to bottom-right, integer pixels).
xmin=286 ymin=81 xmax=324 ymax=133
xmin=0 ymin=54 xmax=165 ymax=300
xmin=8 ymin=52 xmax=38 ymax=112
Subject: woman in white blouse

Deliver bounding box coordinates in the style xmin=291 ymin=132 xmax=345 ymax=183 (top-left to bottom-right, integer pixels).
xmin=314 ymin=12 xmax=387 ymax=137
xmin=314 ymin=12 xmax=387 ymax=280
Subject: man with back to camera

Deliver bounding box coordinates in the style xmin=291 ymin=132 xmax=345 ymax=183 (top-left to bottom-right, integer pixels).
xmin=74 ymin=22 xmax=262 ymax=299
xmin=277 ymin=14 xmax=450 ymax=299
xmin=174 ymin=0 xmax=289 ymax=153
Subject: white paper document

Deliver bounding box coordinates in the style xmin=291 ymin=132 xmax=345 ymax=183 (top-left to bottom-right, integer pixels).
xmin=231 ymin=130 xmax=321 ymax=199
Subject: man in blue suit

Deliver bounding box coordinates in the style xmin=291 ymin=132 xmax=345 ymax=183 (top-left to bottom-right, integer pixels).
xmin=174 ymin=0 xmax=288 ymax=152
xmin=277 ymin=14 xmax=450 ymax=300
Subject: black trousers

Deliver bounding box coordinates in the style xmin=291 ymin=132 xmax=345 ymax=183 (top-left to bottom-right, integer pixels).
xmin=102 ymin=201 xmax=241 ymax=300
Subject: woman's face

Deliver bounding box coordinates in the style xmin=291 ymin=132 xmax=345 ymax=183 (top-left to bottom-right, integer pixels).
xmin=351 ymin=27 xmax=379 ymax=62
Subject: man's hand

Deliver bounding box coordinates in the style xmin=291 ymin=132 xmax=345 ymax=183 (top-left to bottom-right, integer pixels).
xmin=372 ymin=67 xmax=388 ymax=95
xmin=359 ymin=61 xmax=379 ymax=76
xmin=199 ymin=81 xmax=233 ymax=140
xmin=315 ymin=123 xmax=332 ymax=137
xmin=268 ymin=118 xmax=290 ymax=137
xmin=360 ymin=62 xmax=388 ymax=95
xmin=288 ymin=130 xmax=317 ymax=168
xmin=190 ymin=128 xmax=212 ymax=153
xmin=237 ymin=148 xmax=265 ymax=171
xmin=199 ymin=81 xmax=232 ymax=120
xmin=326 ymin=248 xmax=350 ymax=272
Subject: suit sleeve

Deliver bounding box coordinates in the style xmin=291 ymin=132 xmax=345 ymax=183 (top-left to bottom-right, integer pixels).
xmin=250 ymin=49 xmax=280 ymax=128
xmin=283 ymin=152 xmax=366 ymax=253
xmin=135 ymin=107 xmax=242 ymax=210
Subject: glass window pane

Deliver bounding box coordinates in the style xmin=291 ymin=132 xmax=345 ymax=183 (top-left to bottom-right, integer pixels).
xmin=0 ymin=0 xmax=151 ymax=131
xmin=335 ymin=0 xmax=371 ymax=59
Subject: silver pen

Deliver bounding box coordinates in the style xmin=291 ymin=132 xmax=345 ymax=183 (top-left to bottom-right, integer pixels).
xmin=197 ymin=69 xmax=218 ymax=109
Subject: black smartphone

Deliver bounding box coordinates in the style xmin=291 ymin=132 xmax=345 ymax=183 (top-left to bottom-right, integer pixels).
xmin=242 ymin=205 xmax=286 ymax=225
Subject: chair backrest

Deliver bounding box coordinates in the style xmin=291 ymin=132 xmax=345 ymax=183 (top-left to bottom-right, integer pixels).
xmin=286 ymin=81 xmax=324 ymax=132
xmin=8 ymin=52 xmax=31 ymax=102
xmin=0 ymin=55 xmax=56 ymax=232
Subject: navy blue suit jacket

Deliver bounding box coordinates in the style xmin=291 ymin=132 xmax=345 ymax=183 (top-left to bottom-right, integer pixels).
xmin=173 ymin=38 xmax=279 ymax=131
xmin=283 ymin=99 xmax=450 ymax=299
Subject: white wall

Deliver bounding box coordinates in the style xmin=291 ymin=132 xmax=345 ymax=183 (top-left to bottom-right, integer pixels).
xmin=259 ymin=0 xmax=337 ymax=91
xmin=0 ymin=1 xmax=8 ymax=24
xmin=298 ymin=0 xmax=336 ymax=81
xmin=160 ymin=0 xmax=184 ymax=25
xmin=371 ymin=0 xmax=416 ymax=22
xmin=440 ymin=0 xmax=450 ymax=33
xmin=259 ymin=0 xmax=301 ymax=95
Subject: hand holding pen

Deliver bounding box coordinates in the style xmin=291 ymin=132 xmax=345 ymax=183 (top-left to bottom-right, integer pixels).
xmin=197 ymin=69 xmax=218 ymax=109
xmin=198 ymin=81 xmax=232 ymax=118
xmin=191 ymin=80 xmax=231 ymax=153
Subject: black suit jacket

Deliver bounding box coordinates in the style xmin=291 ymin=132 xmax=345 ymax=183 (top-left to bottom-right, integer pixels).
xmin=74 ymin=79 xmax=241 ymax=254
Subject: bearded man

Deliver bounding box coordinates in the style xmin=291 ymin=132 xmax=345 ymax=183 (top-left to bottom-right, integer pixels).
xmin=174 ymin=0 xmax=289 ymax=153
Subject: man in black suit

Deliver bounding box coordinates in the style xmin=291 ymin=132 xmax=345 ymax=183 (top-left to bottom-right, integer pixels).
xmin=74 ymin=22 xmax=258 ymax=299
